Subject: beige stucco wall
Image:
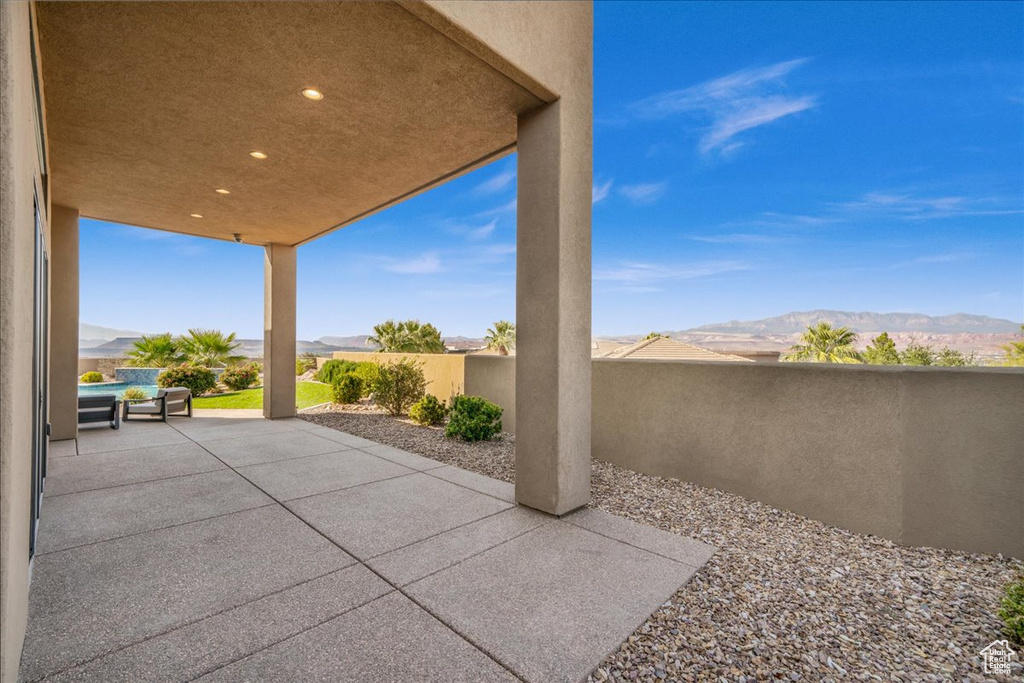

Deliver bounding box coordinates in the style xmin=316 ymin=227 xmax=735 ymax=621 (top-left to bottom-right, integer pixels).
xmin=329 ymin=351 xmax=465 ymax=402
xmin=49 ymin=205 xmax=78 ymax=440
xmin=1 ymin=2 xmax=48 ymax=679
xmin=263 ymin=244 xmax=296 ymax=419
xmin=463 ymin=357 xmax=1024 ymax=558
xmin=464 ymin=355 xmax=516 ymax=432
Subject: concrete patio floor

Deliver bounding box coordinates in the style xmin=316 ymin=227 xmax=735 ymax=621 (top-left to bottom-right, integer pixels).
xmin=21 ymin=413 xmax=714 ymax=683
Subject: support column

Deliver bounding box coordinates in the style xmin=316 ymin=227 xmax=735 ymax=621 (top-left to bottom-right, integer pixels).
xmin=49 ymin=205 xmax=79 ymax=440
xmin=515 ymin=97 xmax=592 ymax=515
xmin=263 ymin=243 xmax=296 ymax=419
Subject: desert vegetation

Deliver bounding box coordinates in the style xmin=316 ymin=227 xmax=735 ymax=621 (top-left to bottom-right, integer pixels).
xmin=367 ymin=319 xmax=445 ymax=354
xmin=784 ymin=321 xmax=987 ymax=366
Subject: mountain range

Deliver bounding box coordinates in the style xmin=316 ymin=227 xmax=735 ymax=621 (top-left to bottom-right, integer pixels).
xmin=683 ymin=310 xmax=1021 ymax=335
xmin=79 ymin=310 xmax=1022 ymax=358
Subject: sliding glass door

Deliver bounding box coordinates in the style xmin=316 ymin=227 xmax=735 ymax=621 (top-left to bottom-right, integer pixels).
xmin=29 ymin=196 xmax=49 ymax=559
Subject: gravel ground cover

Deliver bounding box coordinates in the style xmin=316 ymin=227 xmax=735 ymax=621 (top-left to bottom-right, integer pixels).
xmin=301 ymin=405 xmax=1022 ymax=682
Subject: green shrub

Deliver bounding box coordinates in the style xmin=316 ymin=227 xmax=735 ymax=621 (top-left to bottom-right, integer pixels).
xmin=156 ymin=363 xmax=217 ymax=397
xmin=296 ymin=353 xmax=318 ymax=376
xmin=999 ymin=574 xmax=1024 ymax=645
xmin=444 ymin=395 xmax=502 ymax=442
xmin=351 ymin=362 xmax=381 ymax=397
xmin=121 ymin=386 xmax=148 ymax=401
xmin=372 ymin=358 xmax=426 ymax=416
xmin=79 ymin=371 xmax=104 ymax=384
xmin=316 ymin=359 xmax=358 ymax=385
xmin=332 ymin=373 xmax=364 ymax=404
xmin=220 ymin=363 xmax=260 ymax=391
xmin=409 ymin=394 xmax=447 ymax=426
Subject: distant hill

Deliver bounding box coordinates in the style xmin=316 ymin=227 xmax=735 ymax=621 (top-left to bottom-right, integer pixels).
xmin=80 ymin=323 xmax=145 ymax=341
xmin=317 ymin=335 xmax=372 ymax=350
xmin=79 ymin=336 xmax=347 ymax=358
xmin=685 ymin=310 xmax=1021 ymax=335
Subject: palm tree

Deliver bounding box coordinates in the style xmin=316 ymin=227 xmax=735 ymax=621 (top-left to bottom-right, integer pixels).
xmin=485 ymin=321 xmax=516 ymax=355
xmin=178 ymin=328 xmax=244 ymax=367
xmin=368 ymin=320 xmax=445 ymax=354
xmin=784 ymin=321 xmax=862 ymax=363
xmin=125 ymin=332 xmax=185 ymax=367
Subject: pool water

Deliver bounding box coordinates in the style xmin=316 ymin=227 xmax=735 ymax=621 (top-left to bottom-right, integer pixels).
xmin=77 ymin=383 xmax=159 ymax=400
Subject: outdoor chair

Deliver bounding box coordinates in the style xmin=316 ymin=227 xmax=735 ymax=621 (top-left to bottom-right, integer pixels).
xmin=122 ymin=387 xmax=193 ymax=422
xmin=78 ymin=394 xmax=120 ymax=429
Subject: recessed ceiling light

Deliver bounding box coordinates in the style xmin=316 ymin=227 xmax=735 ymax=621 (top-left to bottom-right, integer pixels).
xmin=215 ymin=188 xmax=230 ymax=195
xmin=249 ymin=151 xmax=268 ymax=160
xmin=301 ymin=88 xmax=324 ymax=101
xmin=190 ymin=213 xmax=203 ymax=218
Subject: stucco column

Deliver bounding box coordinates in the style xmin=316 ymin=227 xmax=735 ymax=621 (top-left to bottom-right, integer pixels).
xmin=515 ymin=97 xmax=592 ymax=515
xmin=49 ymin=205 xmax=80 ymax=440
xmin=263 ymin=243 xmax=296 ymax=419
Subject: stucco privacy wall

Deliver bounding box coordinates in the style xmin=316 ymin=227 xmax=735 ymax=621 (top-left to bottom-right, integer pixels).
xmin=462 ymin=356 xmax=1024 ymax=558
xmin=465 ymin=355 xmax=516 ymax=431
xmin=1 ymin=3 xmax=48 ymax=679
xmin=329 ymin=352 xmax=466 ymax=403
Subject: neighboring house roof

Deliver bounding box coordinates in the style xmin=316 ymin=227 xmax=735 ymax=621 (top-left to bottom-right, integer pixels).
xmin=591 ymin=340 xmax=626 ymax=357
xmin=598 ymin=337 xmax=755 ymax=362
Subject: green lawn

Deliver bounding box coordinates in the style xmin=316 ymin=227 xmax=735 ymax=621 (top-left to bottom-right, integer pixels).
xmin=193 ymin=381 xmax=333 ymax=410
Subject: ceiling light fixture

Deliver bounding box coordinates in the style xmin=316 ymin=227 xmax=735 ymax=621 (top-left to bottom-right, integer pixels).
xmin=190 ymin=213 xmax=203 ymax=218
xmin=301 ymin=88 xmax=324 ymax=101
xmin=233 ymin=234 xmax=243 ymax=244
xmin=215 ymin=188 xmax=230 ymax=195
xmin=249 ymin=151 xmax=268 ymax=160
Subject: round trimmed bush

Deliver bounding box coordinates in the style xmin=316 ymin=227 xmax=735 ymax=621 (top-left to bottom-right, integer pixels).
xmin=444 ymin=395 xmax=502 ymax=442
xmin=79 ymin=371 xmax=104 ymax=383
xmin=372 ymin=359 xmax=426 ymax=416
xmin=156 ymin=363 xmax=217 ymax=397
xmin=409 ymin=394 xmax=447 ymax=426
xmin=332 ymin=373 xmax=364 ymax=404
xmin=220 ymin=363 xmax=260 ymax=391
xmin=351 ymin=362 xmax=381 ymax=398
xmin=316 ymin=359 xmax=358 ymax=385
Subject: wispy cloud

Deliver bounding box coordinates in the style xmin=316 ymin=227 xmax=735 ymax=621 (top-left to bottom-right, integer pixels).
xmin=835 ymin=192 xmax=1024 ymax=220
xmin=593 ymin=180 xmax=613 ymax=204
xmin=475 ymin=198 xmax=517 ymax=217
xmin=633 ymin=58 xmax=817 ymax=155
xmin=383 ymin=252 xmax=442 ymax=274
xmin=474 ymin=168 xmax=516 ymax=195
xmin=687 ymin=233 xmax=785 ymax=244
xmin=619 ymin=182 xmax=667 ymax=205
xmin=594 ymin=259 xmax=750 ymax=286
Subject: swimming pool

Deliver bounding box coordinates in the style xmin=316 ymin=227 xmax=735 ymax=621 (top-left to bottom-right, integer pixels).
xmin=77 ymin=383 xmax=159 ymax=400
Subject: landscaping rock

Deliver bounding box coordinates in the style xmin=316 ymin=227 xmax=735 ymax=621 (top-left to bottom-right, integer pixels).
xmin=301 ymin=406 xmax=1023 ymax=682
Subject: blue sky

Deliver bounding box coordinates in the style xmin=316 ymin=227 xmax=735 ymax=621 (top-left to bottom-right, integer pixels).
xmin=80 ymin=1 xmax=1023 ymax=340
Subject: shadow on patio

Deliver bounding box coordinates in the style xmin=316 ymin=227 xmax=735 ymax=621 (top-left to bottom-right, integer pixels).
xmin=21 ymin=415 xmax=713 ymax=683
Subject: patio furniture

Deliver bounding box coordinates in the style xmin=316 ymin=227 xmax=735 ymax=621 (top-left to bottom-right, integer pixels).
xmin=78 ymin=395 xmax=120 ymax=429
xmin=122 ymin=387 xmax=193 ymax=422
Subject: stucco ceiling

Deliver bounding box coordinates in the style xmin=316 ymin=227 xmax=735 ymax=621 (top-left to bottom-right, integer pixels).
xmin=35 ymin=2 xmax=543 ymax=245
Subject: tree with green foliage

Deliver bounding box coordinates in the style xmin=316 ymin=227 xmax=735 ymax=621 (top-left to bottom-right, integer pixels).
xmin=643 ymin=332 xmax=668 ymax=340
xmin=934 ymin=347 xmax=975 ymax=367
xmin=998 ymin=325 xmax=1024 ymax=367
xmin=784 ymin=321 xmax=862 ymax=363
xmin=125 ymin=332 xmax=186 ymax=368
xmin=863 ymin=332 xmax=901 ymax=365
xmin=900 ymin=342 xmax=935 ymax=366
xmin=178 ymin=329 xmax=244 ymax=367
xmin=367 ymin=320 xmax=445 ymax=354
xmin=484 ymin=320 xmax=516 ymax=355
